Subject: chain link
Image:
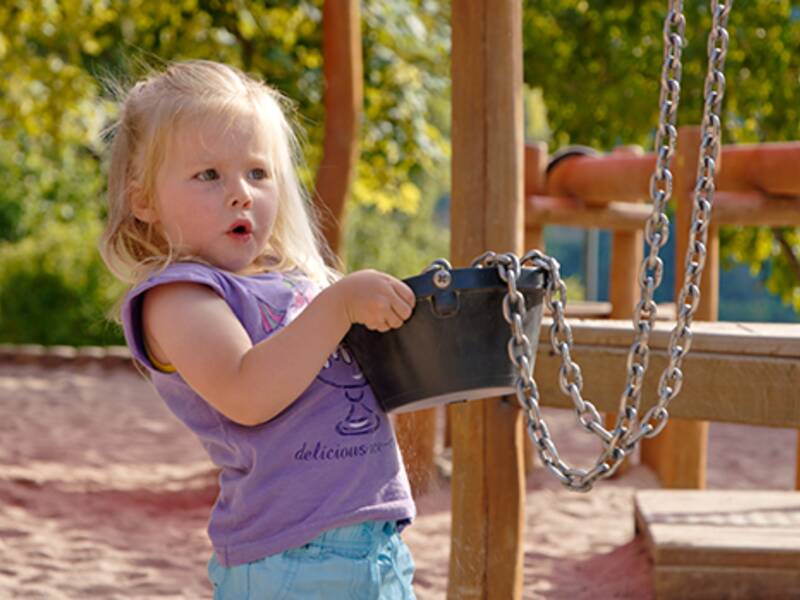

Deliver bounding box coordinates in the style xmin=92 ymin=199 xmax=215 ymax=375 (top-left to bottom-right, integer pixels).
xmin=455 ymin=1 xmax=733 ymax=492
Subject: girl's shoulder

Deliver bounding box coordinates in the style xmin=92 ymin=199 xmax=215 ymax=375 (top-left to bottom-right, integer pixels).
xmin=125 ymin=262 xmax=320 ymax=309
xmin=126 ymin=261 xmax=229 ymax=303
xmin=120 ymin=262 xmax=229 ymax=374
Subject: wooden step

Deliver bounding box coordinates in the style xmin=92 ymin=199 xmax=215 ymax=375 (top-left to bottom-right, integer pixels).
xmin=635 ymin=490 xmax=800 ymax=599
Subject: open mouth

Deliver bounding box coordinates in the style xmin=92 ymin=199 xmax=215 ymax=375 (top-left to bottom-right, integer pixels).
xmin=227 ymin=220 xmax=253 ymax=237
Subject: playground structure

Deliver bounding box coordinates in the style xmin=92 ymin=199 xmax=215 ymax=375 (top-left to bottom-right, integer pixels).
xmin=525 ymin=136 xmax=800 ymax=490
xmin=524 ymin=134 xmax=800 ymax=598
xmin=388 ymin=1 xmax=800 ymax=598
xmin=315 ymin=1 xmax=800 ymax=597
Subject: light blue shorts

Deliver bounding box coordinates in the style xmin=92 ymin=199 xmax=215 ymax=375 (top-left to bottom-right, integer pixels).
xmin=208 ymin=520 xmax=416 ymax=599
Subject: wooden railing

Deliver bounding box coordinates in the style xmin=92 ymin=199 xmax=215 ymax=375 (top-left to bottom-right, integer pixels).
xmin=524 ymin=129 xmax=800 ymax=490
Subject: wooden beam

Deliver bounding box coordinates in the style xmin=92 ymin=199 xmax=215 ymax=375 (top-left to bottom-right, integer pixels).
xmin=449 ymin=1 xmax=525 ymax=598
xmin=525 ymin=192 xmax=800 ymax=231
xmin=524 ymin=141 xmax=549 ymax=198
xmin=533 ymin=319 xmax=800 ymax=427
xmin=545 ymin=153 xmax=654 ymax=204
xmin=317 ymin=0 xmax=438 ymax=502
xmin=797 ymin=432 xmax=800 ymax=490
xmin=526 ymin=196 xmax=650 ymax=230
xmin=599 ymin=143 xmax=647 ymax=477
xmin=711 ymin=142 xmax=800 ymax=197
xmin=603 ymin=224 xmax=644 ymax=477
xmin=640 ymin=126 xmax=710 ymax=489
xmin=542 ymin=141 xmax=800 ymax=206
xmin=539 ymin=319 xmax=800 ymax=357
xmin=713 ymin=192 xmax=800 ymax=227
xmin=608 ymin=232 xmax=644 ymax=322
xmin=523 ymin=142 xmax=548 ymax=475
xmin=393 ymin=408 xmax=437 ymax=497
xmin=314 ymin=0 xmax=362 ymax=257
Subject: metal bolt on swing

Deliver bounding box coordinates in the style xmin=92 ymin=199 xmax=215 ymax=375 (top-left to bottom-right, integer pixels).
xmin=432 ymin=269 xmax=452 ymax=290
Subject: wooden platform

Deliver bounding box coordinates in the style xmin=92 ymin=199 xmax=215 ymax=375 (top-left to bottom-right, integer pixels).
xmin=635 ymin=490 xmax=800 ymax=599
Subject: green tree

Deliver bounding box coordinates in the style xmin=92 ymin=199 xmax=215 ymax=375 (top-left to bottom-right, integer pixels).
xmin=522 ymin=0 xmax=800 ymax=311
xmin=0 ymin=0 xmax=450 ymax=229
xmin=0 ymin=0 xmax=451 ymax=343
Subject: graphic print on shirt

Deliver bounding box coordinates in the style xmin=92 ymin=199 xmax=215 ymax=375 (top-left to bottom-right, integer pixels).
xmin=281 ymin=275 xmax=316 ymax=321
xmin=257 ymin=277 xmax=381 ymax=439
xmin=257 ymin=276 xmax=314 ymax=334
xmin=317 ymin=345 xmax=381 ymax=436
xmin=258 ymin=300 xmax=287 ymax=333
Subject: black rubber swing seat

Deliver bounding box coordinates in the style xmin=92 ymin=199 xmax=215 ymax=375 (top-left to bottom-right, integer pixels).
xmin=344 ymin=265 xmax=548 ymax=414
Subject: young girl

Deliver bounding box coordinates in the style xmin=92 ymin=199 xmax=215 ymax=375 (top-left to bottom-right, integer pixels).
xmin=101 ymin=60 xmax=417 ymax=599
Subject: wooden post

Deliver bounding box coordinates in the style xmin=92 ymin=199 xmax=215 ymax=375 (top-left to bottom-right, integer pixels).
xmin=604 ymin=145 xmax=645 ymax=477
xmin=524 ymin=142 xmax=548 ymax=252
xmin=796 ymin=438 xmax=800 ymax=490
xmin=640 ymin=126 xmax=712 ymax=489
xmin=603 ymin=228 xmax=644 ymax=475
xmin=316 ymin=1 xmax=437 ymax=495
xmin=394 ymin=409 xmax=437 ymax=497
xmin=444 ymin=405 xmax=452 ymax=450
xmin=608 ymin=228 xmax=644 ymax=334
xmin=449 ymin=1 xmax=525 ymax=598
xmin=523 ymin=142 xmax=548 ymax=475
xmin=314 ymin=0 xmax=362 ymax=257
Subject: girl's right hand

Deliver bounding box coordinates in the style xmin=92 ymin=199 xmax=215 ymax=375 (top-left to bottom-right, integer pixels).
xmin=334 ymin=270 xmax=416 ymax=332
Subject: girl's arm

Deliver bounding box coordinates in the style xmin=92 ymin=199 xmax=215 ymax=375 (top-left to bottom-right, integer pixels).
xmin=141 ymin=270 xmax=415 ymax=426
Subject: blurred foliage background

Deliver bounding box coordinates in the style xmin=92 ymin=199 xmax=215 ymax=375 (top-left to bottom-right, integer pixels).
xmin=0 ymin=0 xmax=797 ymax=345
xmin=523 ymin=0 xmax=800 ymax=318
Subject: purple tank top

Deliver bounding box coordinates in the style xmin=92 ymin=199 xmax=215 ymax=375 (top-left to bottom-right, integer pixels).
xmin=121 ymin=262 xmax=415 ymax=567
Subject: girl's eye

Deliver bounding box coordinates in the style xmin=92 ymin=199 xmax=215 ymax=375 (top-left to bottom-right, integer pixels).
xmin=195 ymin=169 xmax=219 ymax=182
xmin=249 ymin=168 xmax=269 ymax=180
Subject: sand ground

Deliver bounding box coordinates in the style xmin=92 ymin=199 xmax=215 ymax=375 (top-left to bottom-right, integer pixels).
xmin=0 ymin=363 xmax=796 ymax=599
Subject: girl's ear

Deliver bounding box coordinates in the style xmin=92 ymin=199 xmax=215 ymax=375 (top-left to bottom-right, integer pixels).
xmin=129 ymin=184 xmax=159 ymax=224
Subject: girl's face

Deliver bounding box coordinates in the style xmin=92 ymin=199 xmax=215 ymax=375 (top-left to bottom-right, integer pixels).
xmin=147 ymin=112 xmax=279 ymax=273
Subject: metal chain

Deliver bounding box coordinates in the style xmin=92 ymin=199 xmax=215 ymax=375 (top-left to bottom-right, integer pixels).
xmin=462 ymin=1 xmax=732 ymax=492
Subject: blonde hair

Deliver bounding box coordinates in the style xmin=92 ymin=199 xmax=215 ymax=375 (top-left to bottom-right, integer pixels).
xmin=100 ymin=59 xmax=338 ymax=292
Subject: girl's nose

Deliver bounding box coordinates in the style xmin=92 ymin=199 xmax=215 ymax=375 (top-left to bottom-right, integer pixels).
xmin=227 ymin=180 xmax=253 ymax=209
